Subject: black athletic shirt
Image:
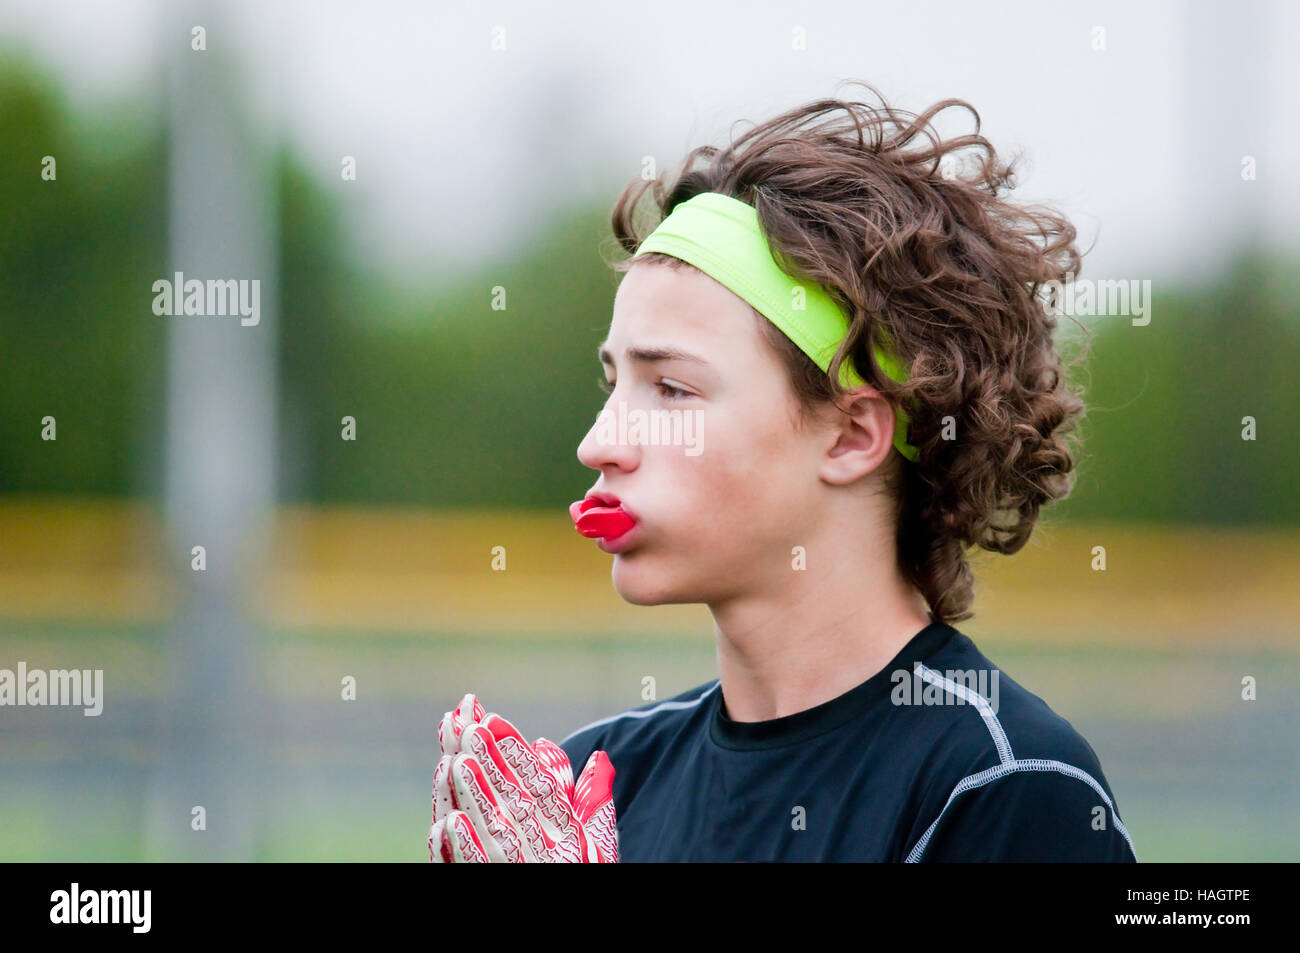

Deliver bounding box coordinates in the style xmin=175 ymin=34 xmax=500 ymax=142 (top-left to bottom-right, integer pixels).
xmin=560 ymin=619 xmax=1137 ymax=862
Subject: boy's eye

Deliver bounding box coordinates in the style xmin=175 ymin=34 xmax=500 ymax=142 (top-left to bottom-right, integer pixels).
xmin=597 ymin=377 xmax=693 ymax=401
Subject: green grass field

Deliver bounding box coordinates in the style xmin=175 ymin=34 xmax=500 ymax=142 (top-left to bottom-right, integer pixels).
xmin=3 ymin=504 xmax=1297 ymax=860
xmin=2 ymin=619 xmax=1296 ymax=861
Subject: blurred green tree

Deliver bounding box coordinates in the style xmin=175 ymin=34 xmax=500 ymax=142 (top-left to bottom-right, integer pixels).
xmin=2 ymin=55 xmax=1296 ymax=523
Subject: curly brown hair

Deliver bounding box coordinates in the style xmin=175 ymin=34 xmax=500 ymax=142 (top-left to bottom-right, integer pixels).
xmin=605 ymin=81 xmax=1088 ymax=624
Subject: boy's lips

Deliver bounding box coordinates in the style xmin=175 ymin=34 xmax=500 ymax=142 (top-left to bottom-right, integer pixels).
xmin=595 ymin=520 xmax=639 ymax=554
xmin=569 ymin=495 xmax=640 ymax=544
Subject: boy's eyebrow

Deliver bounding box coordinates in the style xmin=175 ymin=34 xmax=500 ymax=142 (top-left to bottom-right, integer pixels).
xmin=597 ymin=343 xmax=711 ymax=367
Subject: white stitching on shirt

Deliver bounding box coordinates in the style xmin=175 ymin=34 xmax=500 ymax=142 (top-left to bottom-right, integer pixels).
xmin=913 ymin=661 xmax=1014 ymax=765
xmin=559 ymin=681 xmax=721 ymax=747
xmin=903 ymin=758 xmax=1138 ymax=862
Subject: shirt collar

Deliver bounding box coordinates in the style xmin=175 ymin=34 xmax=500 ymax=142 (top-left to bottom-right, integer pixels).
xmin=708 ymin=618 xmax=958 ymax=751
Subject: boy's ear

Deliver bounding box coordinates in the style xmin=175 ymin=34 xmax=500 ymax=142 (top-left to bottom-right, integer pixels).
xmin=818 ymin=388 xmax=897 ymax=484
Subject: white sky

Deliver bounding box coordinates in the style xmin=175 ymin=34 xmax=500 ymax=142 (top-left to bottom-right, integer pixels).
xmin=3 ymin=0 xmax=1297 ymax=292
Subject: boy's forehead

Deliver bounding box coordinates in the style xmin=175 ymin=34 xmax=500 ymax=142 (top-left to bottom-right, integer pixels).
xmin=610 ymin=261 xmax=750 ymax=347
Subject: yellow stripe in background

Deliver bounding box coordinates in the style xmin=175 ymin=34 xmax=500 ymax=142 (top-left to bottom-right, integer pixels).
xmin=0 ymin=497 xmax=1296 ymax=647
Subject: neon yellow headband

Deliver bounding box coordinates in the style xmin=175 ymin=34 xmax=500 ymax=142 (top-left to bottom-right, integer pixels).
xmin=632 ymin=191 xmax=919 ymax=463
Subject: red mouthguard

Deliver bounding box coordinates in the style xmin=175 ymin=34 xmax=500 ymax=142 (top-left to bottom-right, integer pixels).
xmin=570 ymin=498 xmax=637 ymax=539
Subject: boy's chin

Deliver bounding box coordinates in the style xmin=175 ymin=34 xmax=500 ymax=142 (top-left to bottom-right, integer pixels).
xmin=611 ymin=564 xmax=690 ymax=607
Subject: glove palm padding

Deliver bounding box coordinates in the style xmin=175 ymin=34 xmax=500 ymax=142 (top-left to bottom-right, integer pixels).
xmin=430 ymin=693 xmax=618 ymax=863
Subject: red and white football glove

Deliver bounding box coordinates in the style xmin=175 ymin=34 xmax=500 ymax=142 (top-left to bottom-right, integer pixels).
xmin=429 ymin=693 xmax=619 ymax=863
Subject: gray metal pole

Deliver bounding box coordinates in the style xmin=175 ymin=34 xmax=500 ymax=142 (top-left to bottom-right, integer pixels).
xmin=1179 ymin=0 xmax=1268 ymax=275
xmin=144 ymin=0 xmax=278 ymax=861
